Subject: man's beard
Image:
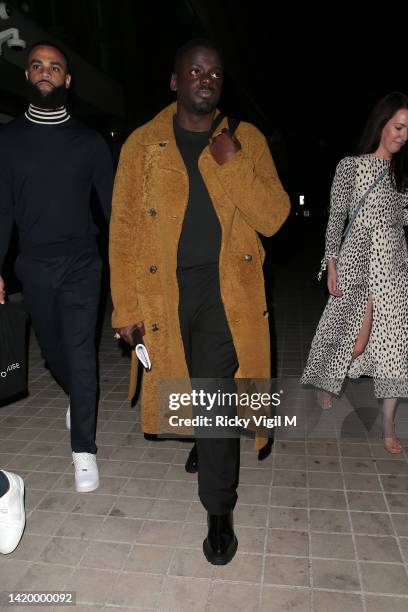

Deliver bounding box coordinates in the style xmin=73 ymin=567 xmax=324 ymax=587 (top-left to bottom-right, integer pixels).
xmin=192 ymin=99 xmax=217 ymax=114
xmin=25 ymin=80 xmax=68 ymax=109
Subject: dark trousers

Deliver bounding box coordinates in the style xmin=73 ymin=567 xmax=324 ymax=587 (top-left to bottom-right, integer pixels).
xmin=15 ymin=250 xmax=101 ymax=454
xmin=177 ymin=263 xmax=240 ymax=515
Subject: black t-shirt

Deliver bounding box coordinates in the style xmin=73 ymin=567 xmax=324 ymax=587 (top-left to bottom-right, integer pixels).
xmin=174 ymin=116 xmax=222 ymax=268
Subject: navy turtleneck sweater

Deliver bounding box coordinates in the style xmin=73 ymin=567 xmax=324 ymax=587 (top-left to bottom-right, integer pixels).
xmin=0 ymin=106 xmax=114 ymax=272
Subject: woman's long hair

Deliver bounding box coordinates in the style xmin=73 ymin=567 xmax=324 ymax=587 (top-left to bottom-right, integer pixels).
xmin=356 ymin=91 xmax=408 ymax=192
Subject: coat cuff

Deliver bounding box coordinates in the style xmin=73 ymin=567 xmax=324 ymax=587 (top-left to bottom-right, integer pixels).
xmin=112 ymin=308 xmax=144 ymax=329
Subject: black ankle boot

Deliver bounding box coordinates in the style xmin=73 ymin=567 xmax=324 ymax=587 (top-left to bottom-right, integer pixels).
xmin=144 ymin=433 xmax=158 ymax=441
xmin=203 ymin=512 xmax=238 ymax=565
xmin=258 ymin=436 xmax=274 ymax=461
xmin=185 ymin=444 xmax=198 ymax=473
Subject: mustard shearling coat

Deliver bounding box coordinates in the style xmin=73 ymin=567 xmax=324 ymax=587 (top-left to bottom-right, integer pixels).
xmin=109 ymin=103 xmax=290 ymax=450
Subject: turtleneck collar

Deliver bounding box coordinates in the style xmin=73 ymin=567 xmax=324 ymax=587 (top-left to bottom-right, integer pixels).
xmin=25 ymin=105 xmax=70 ymax=125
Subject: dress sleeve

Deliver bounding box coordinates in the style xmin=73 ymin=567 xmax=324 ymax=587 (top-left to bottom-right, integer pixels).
xmin=324 ymin=157 xmax=356 ymax=261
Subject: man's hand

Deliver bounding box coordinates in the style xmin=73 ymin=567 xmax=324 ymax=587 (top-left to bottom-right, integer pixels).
xmin=0 ymin=275 xmax=5 ymax=305
xmin=327 ymin=259 xmax=343 ymax=297
xmin=209 ymin=128 xmax=241 ymax=165
xmin=115 ymin=321 xmax=145 ymax=346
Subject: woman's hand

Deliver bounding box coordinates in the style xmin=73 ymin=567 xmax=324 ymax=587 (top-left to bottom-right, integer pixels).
xmin=327 ymin=259 xmax=343 ymax=297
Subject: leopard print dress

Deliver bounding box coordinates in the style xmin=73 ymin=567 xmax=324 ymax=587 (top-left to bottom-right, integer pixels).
xmin=301 ymin=154 xmax=408 ymax=398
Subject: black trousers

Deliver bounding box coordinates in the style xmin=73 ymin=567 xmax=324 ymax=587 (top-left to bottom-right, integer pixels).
xmin=15 ymin=250 xmax=101 ymax=454
xmin=177 ymin=263 xmax=240 ymax=515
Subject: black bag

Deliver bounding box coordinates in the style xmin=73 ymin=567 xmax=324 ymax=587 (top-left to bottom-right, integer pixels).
xmin=0 ymin=303 xmax=28 ymax=403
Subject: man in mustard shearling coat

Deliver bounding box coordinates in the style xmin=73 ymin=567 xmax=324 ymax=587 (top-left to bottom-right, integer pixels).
xmin=110 ymin=39 xmax=290 ymax=565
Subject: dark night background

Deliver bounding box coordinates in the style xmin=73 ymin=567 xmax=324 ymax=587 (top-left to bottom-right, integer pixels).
xmin=1 ymin=0 xmax=407 ymax=279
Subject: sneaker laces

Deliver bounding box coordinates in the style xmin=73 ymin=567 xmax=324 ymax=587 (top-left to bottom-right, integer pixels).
xmin=72 ymin=453 xmax=96 ymax=472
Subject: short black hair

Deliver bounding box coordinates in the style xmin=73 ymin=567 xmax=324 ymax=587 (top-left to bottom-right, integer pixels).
xmin=174 ymin=38 xmax=224 ymax=73
xmin=27 ymin=41 xmax=71 ymax=73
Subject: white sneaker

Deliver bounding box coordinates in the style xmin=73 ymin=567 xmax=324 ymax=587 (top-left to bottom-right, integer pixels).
xmin=66 ymin=404 xmax=70 ymax=430
xmin=0 ymin=470 xmax=25 ymax=554
xmin=72 ymin=452 xmax=99 ymax=493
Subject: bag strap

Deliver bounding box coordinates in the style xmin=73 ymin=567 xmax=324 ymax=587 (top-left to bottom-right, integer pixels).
xmin=210 ymin=113 xmax=225 ymax=136
xmin=210 ymin=114 xmax=241 ymax=137
xmin=317 ymin=166 xmax=388 ymax=281
xmin=227 ymin=117 xmax=240 ymax=136
xmin=342 ymin=167 xmax=388 ymax=239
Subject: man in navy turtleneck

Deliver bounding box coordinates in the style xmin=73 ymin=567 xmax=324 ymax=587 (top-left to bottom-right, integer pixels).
xmin=0 ymin=42 xmax=113 ymax=493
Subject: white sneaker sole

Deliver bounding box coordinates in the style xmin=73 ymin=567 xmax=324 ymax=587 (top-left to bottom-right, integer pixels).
xmin=74 ymin=477 xmax=99 ymax=494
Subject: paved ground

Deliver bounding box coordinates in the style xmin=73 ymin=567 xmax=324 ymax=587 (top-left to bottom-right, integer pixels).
xmin=2 ymin=246 xmax=408 ymax=611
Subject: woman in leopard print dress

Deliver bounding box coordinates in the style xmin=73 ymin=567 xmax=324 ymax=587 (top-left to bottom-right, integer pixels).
xmin=301 ymin=92 xmax=408 ymax=454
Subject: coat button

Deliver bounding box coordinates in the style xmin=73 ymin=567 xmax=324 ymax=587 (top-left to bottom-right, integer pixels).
xmin=151 ymin=323 xmax=159 ymax=332
xmin=147 ymin=208 xmax=157 ymax=216
xmin=149 ymin=265 xmax=158 ymax=273
xmin=243 ymin=253 xmax=252 ymax=262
